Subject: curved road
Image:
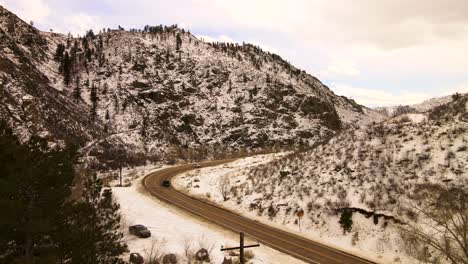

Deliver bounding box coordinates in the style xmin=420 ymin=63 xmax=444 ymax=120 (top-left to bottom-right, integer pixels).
xmin=143 ymin=160 xmax=376 ymax=264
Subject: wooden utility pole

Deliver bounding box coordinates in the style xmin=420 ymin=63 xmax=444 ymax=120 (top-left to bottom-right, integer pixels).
xmin=221 ymin=232 xmax=260 ymax=264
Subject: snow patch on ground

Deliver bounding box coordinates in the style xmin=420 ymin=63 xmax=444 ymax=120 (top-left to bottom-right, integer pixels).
xmin=111 ymin=165 xmax=305 ymax=264
xmin=406 ymin=113 xmax=427 ymax=123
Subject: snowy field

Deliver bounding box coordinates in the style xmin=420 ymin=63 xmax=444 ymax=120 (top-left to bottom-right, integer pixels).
xmin=111 ymin=164 xmax=305 ymax=264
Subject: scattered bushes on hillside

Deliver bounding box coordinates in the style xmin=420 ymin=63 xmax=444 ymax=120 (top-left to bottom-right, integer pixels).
xmin=393 ymin=105 xmax=415 ymax=117
xmin=400 ymin=184 xmax=468 ymax=264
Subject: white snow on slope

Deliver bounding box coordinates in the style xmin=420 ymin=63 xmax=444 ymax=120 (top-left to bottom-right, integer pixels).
xmin=111 ymin=165 xmax=305 ymax=264
xmin=172 ymin=154 xmax=423 ymax=264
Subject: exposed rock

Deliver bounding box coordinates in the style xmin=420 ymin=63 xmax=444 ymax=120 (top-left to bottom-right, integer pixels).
xmin=195 ymin=248 xmax=210 ymax=262
xmin=162 ymin=253 xmax=177 ymax=264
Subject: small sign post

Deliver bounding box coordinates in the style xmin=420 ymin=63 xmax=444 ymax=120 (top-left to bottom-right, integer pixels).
xmin=296 ymin=209 xmax=304 ymax=232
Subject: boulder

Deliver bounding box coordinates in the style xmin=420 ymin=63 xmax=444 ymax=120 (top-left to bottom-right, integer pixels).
xmin=162 ymin=253 xmax=177 ymax=264
xmin=222 ymin=257 xmax=233 ymax=264
xmin=195 ymin=248 xmax=210 ymax=262
xmin=129 ymin=253 xmax=144 ymax=264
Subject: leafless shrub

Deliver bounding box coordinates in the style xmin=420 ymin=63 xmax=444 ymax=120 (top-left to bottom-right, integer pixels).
xmin=144 ymin=237 xmax=166 ymax=264
xmin=351 ymin=232 xmax=360 ymax=246
xmin=218 ymin=175 xmax=230 ymax=201
xmin=179 ymin=236 xmax=195 ymax=264
xmin=399 ymin=184 xmax=468 ymax=264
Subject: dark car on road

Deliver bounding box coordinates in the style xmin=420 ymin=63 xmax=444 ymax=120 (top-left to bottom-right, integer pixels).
xmin=162 ymin=180 xmax=170 ymax=187
xmin=129 ymin=225 xmax=151 ymax=238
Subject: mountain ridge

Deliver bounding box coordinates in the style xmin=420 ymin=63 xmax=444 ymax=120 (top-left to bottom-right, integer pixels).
xmin=0 ymin=5 xmax=383 ymax=165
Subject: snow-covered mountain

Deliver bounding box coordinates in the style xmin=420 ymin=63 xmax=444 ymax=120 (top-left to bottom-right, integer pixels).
xmin=374 ymin=94 xmax=457 ymax=117
xmin=0 ymin=6 xmax=382 ymax=165
xmin=175 ymin=94 xmax=468 ymax=262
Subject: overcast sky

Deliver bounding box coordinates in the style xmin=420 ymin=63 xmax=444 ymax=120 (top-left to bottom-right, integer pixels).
xmin=1 ymin=0 xmax=467 ymax=107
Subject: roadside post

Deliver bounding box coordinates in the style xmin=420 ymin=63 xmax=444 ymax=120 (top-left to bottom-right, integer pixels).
xmin=221 ymin=232 xmax=260 ymax=264
xmin=297 ymin=209 xmax=304 ymax=232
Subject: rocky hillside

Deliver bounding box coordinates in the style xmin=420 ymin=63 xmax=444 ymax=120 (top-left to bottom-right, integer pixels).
xmin=177 ymin=94 xmax=467 ymax=262
xmin=374 ymin=94 xmax=457 ymax=117
xmin=0 ymin=6 xmax=382 ymax=164
xmin=0 ymin=7 xmax=105 ymax=147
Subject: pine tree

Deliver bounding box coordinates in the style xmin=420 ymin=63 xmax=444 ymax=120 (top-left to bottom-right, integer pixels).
xmin=0 ymin=121 xmax=76 ymax=264
xmin=0 ymin=121 xmax=128 ymax=264
xmin=86 ymin=29 xmax=95 ymax=39
xmin=62 ymin=51 xmax=72 ymax=85
xmin=339 ymin=209 xmax=353 ymax=235
xmin=57 ymin=175 xmax=128 ymax=264
xmin=73 ymin=77 xmax=81 ymax=101
xmin=90 ymin=84 xmax=98 ymax=120
xmin=176 ymin=33 xmax=182 ymax=50
xmin=55 ymin=43 xmax=65 ymax=61
xmin=165 ymin=50 xmax=170 ymax=63
xmin=102 ymin=83 xmax=109 ymax=95
xmin=141 ymin=112 xmax=149 ymax=139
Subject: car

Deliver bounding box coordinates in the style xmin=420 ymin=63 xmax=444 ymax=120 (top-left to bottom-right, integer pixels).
xmin=129 ymin=224 xmax=151 ymax=238
xmin=162 ymin=180 xmax=170 ymax=187
xmin=194 ymin=163 xmax=201 ymax=168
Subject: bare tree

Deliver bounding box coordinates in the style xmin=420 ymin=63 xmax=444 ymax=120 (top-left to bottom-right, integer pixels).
xmin=144 ymin=237 xmax=166 ymax=264
xmin=218 ymin=175 xmax=230 ymax=201
xmin=179 ymin=236 xmax=194 ymax=264
xmin=399 ymin=184 xmax=467 ymax=264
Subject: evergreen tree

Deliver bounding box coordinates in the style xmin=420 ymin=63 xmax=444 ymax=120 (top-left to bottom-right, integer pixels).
xmin=339 ymin=209 xmax=353 ymax=235
xmin=85 ymin=29 xmax=95 ymax=39
xmin=90 ymin=84 xmax=98 ymax=120
xmin=55 ymin=43 xmax=65 ymax=61
xmin=73 ymin=77 xmax=81 ymax=101
xmin=56 ymin=175 xmax=127 ymax=264
xmin=0 ymin=120 xmax=76 ymax=264
xmin=62 ymin=51 xmax=72 ymax=86
xmin=140 ymin=112 xmax=149 ymax=139
xmin=165 ymin=50 xmax=170 ymax=63
xmin=176 ymin=33 xmax=182 ymax=50
xmin=0 ymin=121 xmax=128 ymax=264
xmin=102 ymin=83 xmax=109 ymax=95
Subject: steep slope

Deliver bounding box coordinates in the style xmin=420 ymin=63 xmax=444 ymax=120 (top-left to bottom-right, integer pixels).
xmin=177 ymin=94 xmax=467 ymax=261
xmin=0 ymin=5 xmax=382 ymax=163
xmin=0 ymin=7 xmax=103 ymax=146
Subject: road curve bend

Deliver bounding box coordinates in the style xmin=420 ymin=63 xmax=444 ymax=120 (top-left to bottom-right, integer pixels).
xmin=142 ymin=160 xmax=376 ymax=264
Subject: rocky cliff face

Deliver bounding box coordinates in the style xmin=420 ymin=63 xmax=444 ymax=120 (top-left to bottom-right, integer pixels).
xmin=0 ymin=5 xmax=382 ymax=164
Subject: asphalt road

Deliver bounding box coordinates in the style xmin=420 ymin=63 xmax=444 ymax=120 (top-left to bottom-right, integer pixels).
xmin=142 ymin=160 xmax=376 ymax=264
